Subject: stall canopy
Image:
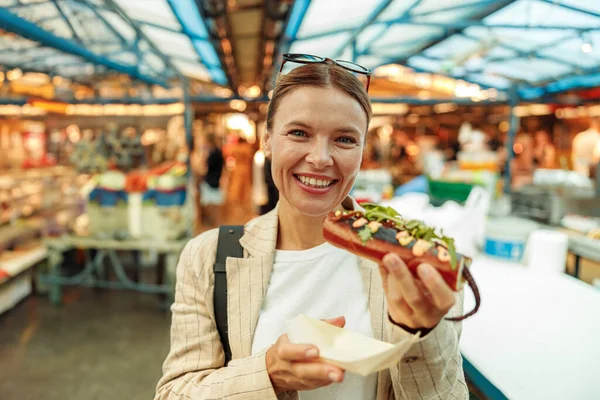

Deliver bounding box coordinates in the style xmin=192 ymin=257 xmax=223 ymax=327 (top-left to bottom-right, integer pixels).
xmin=283 ymin=0 xmax=600 ymax=101
xmin=0 ymin=0 xmax=227 ymax=87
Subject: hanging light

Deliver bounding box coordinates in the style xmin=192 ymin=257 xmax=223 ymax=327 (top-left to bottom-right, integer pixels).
xmin=581 ymin=33 xmax=593 ymax=53
xmin=581 ymin=42 xmax=593 ymax=53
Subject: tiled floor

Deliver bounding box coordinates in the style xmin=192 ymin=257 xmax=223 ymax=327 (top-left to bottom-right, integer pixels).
xmin=1 ymin=287 xmax=486 ymax=400
xmin=0 ymin=288 xmax=171 ymax=400
xmin=1 ymin=217 xmax=488 ymax=400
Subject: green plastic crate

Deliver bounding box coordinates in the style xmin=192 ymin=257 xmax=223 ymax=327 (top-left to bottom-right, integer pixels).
xmin=428 ymin=179 xmax=475 ymax=206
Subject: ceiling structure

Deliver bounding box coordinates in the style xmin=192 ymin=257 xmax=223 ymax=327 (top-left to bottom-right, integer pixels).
xmin=282 ymin=0 xmax=600 ymax=101
xmin=196 ymin=0 xmax=292 ymax=95
xmin=0 ymin=0 xmax=227 ymax=85
xmin=0 ymin=0 xmax=599 ymax=104
xmin=0 ymin=0 xmax=293 ymax=101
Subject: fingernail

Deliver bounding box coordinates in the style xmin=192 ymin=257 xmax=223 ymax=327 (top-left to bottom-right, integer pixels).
xmin=384 ymin=254 xmax=399 ymax=267
xmin=306 ymin=348 xmax=319 ymax=358
xmin=328 ymin=372 xmax=341 ymax=382
xmin=419 ymin=264 xmax=433 ymax=278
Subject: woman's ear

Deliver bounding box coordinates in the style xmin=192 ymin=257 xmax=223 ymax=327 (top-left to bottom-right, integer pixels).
xmin=262 ymin=130 xmax=272 ymax=159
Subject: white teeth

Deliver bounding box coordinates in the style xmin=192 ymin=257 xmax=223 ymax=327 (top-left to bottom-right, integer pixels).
xmin=297 ymin=175 xmax=334 ymax=188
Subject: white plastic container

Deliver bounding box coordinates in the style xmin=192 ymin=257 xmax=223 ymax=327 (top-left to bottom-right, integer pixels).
xmin=484 ymin=217 xmax=539 ymax=262
xmin=523 ymin=230 xmax=569 ymax=274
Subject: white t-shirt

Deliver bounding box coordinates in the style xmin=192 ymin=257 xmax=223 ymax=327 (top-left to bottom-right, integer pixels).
xmin=250 ymin=242 xmax=377 ymax=400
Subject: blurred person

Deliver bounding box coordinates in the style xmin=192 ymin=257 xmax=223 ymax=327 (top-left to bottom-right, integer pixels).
xmin=199 ymin=133 xmax=224 ymax=228
xmin=533 ymin=129 xmax=557 ymax=169
xmin=572 ymin=116 xmax=600 ymax=177
xmin=228 ymin=136 xmax=254 ymax=215
xmin=487 ymin=131 xmax=503 ymax=152
xmin=156 ymin=57 xmax=467 ymax=400
xmin=389 ymin=131 xmax=407 ymax=163
xmin=513 ymin=131 xmax=535 ymax=172
xmin=360 ymin=138 xmax=380 ymax=169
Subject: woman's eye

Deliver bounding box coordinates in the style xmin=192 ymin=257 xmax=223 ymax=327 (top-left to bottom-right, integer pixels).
xmin=288 ymin=130 xmax=307 ymax=138
xmin=337 ymin=136 xmax=357 ymax=144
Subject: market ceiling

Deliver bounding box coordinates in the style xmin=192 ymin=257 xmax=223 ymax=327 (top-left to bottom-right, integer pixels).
xmin=0 ymin=0 xmax=599 ymax=102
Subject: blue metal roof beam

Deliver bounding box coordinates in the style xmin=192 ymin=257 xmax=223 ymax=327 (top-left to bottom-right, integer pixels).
xmin=459 ymin=32 xmax=584 ymax=71
xmin=76 ymin=0 xmax=164 ymax=78
xmin=415 ymin=0 xmax=502 ymax=18
xmin=360 ymin=0 xmax=423 ymax=57
xmin=295 ymin=18 xmax=591 ymax=44
xmin=538 ymin=0 xmax=600 ymax=19
xmin=367 ymin=0 xmax=516 ymax=89
xmin=50 ymin=0 xmax=83 ymax=44
xmin=166 ymin=0 xmax=227 ymax=84
xmin=374 ymin=20 xmax=593 ymax=32
xmin=333 ymin=0 xmax=393 ymax=58
xmin=104 ymin=0 xmax=182 ymax=80
xmin=520 ymin=61 xmax=600 ymax=98
xmin=284 ymin=0 xmax=311 ymax=41
xmin=295 ymin=1 xmax=523 ymax=43
xmin=279 ymin=0 xmax=311 ymax=55
xmin=27 ymin=50 xmax=125 ymax=68
xmin=7 ymin=0 xmax=111 ymax=12
xmin=78 ymin=0 xmax=131 ymax=47
xmin=0 ymin=43 xmax=43 ymax=56
xmin=132 ymin=19 xmax=207 ymax=42
xmin=368 ymin=54 xmax=503 ymax=91
xmin=0 ymin=7 xmax=169 ymax=87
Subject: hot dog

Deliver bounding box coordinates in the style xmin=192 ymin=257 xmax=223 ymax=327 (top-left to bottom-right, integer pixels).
xmin=323 ymin=203 xmax=480 ymax=321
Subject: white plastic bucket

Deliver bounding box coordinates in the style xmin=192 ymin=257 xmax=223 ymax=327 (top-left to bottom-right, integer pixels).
xmin=484 ymin=217 xmax=539 ymax=262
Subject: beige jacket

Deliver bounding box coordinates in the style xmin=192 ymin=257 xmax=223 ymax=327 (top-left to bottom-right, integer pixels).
xmin=155 ymin=200 xmax=468 ymax=399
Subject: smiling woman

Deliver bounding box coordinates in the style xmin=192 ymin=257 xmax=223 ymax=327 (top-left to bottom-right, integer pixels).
xmin=155 ymin=58 xmax=468 ymax=400
xmin=264 ymin=80 xmax=367 ymax=221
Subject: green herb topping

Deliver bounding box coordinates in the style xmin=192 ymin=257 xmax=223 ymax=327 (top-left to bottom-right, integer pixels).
xmin=361 ymin=203 xmax=458 ymax=270
xmin=358 ymin=226 xmax=373 ymax=244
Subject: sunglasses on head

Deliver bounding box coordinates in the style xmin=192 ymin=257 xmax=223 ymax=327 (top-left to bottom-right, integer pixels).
xmin=278 ymin=53 xmax=372 ymax=92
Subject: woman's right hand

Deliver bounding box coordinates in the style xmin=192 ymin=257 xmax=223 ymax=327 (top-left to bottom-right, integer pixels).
xmin=266 ymin=316 xmax=346 ymax=394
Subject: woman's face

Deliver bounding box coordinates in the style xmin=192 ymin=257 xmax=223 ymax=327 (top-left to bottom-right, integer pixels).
xmin=264 ymin=86 xmax=367 ymax=217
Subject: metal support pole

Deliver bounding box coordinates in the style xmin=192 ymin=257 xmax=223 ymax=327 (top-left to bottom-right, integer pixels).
xmin=182 ymin=78 xmax=195 ymax=237
xmin=504 ymin=85 xmax=519 ymax=194
xmin=351 ymin=38 xmax=357 ymax=63
xmin=183 ymin=78 xmax=194 ymax=160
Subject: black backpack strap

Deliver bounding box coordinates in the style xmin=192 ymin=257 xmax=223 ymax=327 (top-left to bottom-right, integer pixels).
xmin=214 ymin=225 xmax=244 ymax=365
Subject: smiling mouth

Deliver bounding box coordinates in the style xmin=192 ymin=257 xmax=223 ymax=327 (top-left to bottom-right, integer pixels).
xmin=294 ymin=174 xmax=338 ymax=189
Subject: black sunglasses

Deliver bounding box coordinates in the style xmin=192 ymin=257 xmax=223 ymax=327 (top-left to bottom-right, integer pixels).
xmin=279 ymin=53 xmax=372 ymax=92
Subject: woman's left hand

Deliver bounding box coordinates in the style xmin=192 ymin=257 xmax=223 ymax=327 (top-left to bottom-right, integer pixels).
xmin=379 ymin=253 xmax=456 ymax=330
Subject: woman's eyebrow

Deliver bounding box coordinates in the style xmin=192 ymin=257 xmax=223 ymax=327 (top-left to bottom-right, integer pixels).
xmin=283 ymin=120 xmax=312 ymax=129
xmin=283 ymin=121 xmax=361 ymax=135
xmin=334 ymin=126 xmax=361 ymax=135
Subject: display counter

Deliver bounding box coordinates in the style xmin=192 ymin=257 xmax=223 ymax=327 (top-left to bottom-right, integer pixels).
xmin=460 ymin=255 xmax=600 ymax=400
xmin=0 ymin=245 xmax=48 ymax=315
xmin=39 ymin=235 xmax=187 ymax=309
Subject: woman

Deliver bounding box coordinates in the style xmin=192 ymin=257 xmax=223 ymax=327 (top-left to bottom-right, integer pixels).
xmin=155 ymin=57 xmax=467 ymax=400
xmin=533 ymin=130 xmax=557 ymax=170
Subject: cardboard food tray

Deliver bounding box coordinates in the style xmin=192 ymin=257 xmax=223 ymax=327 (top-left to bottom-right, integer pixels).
xmin=286 ymin=315 xmax=419 ymax=377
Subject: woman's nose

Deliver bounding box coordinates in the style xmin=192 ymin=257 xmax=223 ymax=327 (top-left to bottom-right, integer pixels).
xmin=306 ymin=140 xmax=333 ymax=168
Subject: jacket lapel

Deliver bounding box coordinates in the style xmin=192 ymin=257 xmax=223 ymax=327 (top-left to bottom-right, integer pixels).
xmin=359 ymin=257 xmax=394 ymax=400
xmin=359 ymin=258 xmax=386 ymax=342
xmin=226 ymin=199 xmax=391 ymax=359
xmin=227 ymin=206 xmax=279 ymax=359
